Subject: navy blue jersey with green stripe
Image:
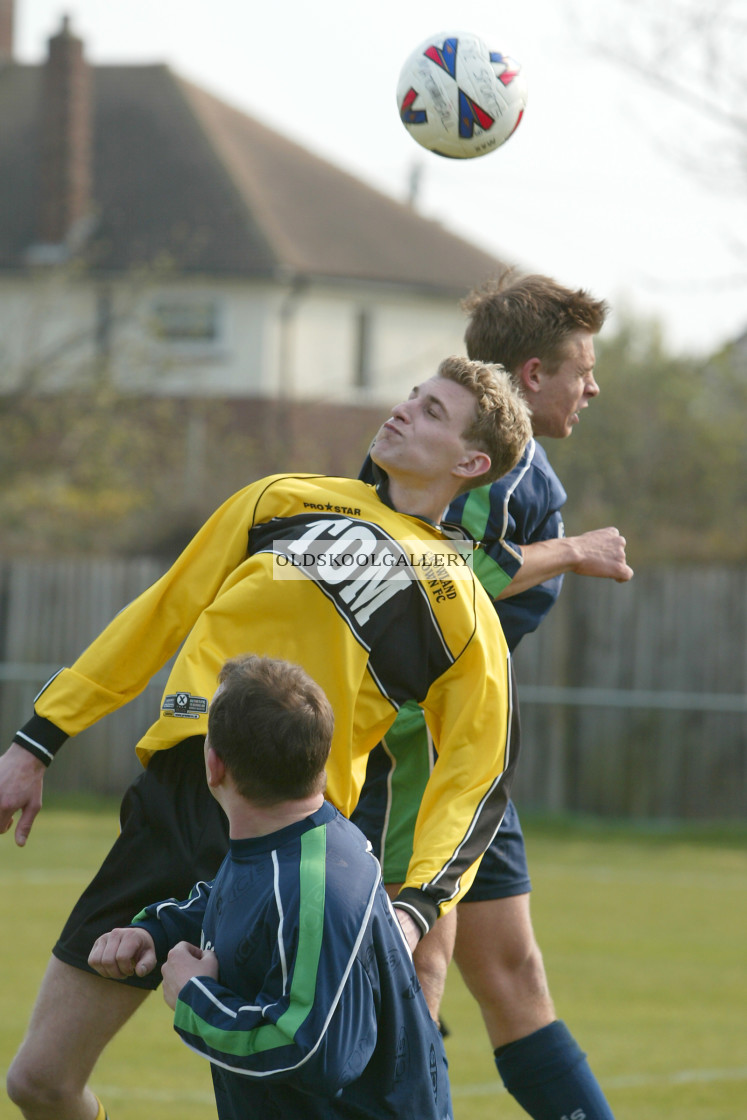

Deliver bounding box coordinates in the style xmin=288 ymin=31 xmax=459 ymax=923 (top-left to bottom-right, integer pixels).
xmin=447 ymin=438 xmax=567 ymax=651
xmin=132 ymin=802 xmax=452 ymax=1120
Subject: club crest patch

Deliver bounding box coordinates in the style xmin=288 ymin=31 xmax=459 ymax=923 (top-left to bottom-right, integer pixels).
xmin=162 ymin=692 xmax=208 ymax=718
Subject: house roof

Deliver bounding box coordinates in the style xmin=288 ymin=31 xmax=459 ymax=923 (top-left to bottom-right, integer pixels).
xmin=0 ymin=59 xmax=510 ymax=294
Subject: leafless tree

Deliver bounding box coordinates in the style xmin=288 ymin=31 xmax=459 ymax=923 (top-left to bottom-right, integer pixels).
xmin=569 ymin=0 xmax=747 ymax=186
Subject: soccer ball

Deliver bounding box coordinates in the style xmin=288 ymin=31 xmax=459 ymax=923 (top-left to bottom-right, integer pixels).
xmin=397 ymin=30 xmax=527 ymax=159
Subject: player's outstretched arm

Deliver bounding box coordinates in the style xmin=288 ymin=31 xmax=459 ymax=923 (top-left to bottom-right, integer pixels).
xmin=498 ymin=527 xmax=633 ymax=598
xmin=88 ymin=927 xmax=158 ymax=981
xmin=0 ymin=743 xmax=46 ymax=846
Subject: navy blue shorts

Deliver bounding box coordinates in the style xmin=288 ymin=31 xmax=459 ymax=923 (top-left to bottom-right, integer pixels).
xmin=53 ymin=737 xmax=229 ymax=988
xmin=459 ymin=798 xmax=531 ymax=902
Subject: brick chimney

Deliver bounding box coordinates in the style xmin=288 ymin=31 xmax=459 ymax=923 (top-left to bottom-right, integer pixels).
xmin=37 ymin=15 xmax=93 ymax=246
xmin=0 ymin=0 xmax=14 ymax=65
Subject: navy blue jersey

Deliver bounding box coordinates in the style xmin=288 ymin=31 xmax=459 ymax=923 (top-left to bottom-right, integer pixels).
xmin=133 ymin=802 xmax=452 ymax=1120
xmin=448 ymin=438 xmax=567 ymax=651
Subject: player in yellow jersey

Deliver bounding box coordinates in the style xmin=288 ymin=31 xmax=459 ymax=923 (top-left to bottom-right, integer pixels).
xmin=2 ymin=355 xmax=530 ymax=1120
xmin=355 ymin=275 xmax=632 ymax=1120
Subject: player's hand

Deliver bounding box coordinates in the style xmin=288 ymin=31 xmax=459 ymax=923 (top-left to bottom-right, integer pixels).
xmin=162 ymin=942 xmax=219 ymax=1011
xmin=88 ymin=927 xmax=157 ymax=980
xmin=0 ymin=743 xmax=46 ymax=846
xmin=571 ymin=527 xmax=634 ymax=582
xmin=394 ymin=908 xmax=422 ymax=953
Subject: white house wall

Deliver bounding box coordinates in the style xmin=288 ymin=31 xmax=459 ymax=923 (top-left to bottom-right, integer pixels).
xmin=271 ymin=284 xmax=468 ymax=404
xmin=0 ymin=273 xmax=98 ymax=392
xmin=367 ymin=298 xmax=469 ymax=401
xmin=0 ymin=273 xmax=469 ymax=402
xmin=115 ymin=279 xmax=268 ymax=397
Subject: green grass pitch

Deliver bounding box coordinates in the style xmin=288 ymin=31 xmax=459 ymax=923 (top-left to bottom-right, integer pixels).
xmin=2 ymin=798 xmax=745 ymax=1119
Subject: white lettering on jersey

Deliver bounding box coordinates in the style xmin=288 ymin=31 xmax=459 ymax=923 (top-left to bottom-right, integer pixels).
xmin=285 ymin=518 xmax=410 ymax=626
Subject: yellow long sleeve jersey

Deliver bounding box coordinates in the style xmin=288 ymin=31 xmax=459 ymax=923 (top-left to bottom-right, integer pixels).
xmin=18 ymin=474 xmax=519 ymax=931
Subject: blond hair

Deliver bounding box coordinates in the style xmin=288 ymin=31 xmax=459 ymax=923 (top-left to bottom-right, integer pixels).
xmin=436 ymin=355 xmax=532 ymax=488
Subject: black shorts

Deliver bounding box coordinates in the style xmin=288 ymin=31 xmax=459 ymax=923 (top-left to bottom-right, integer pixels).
xmin=53 ymin=738 xmax=229 ymax=989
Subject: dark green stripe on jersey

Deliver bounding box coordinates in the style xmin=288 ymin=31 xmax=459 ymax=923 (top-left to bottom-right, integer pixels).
xmin=174 ymin=825 xmax=327 ymax=1056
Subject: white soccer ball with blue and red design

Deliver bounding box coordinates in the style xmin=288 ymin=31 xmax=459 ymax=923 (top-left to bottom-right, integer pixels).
xmin=397 ymin=31 xmax=527 ymax=159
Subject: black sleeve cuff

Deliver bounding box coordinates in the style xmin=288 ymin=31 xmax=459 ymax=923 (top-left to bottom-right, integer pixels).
xmin=15 ymin=715 xmax=69 ymax=767
xmin=129 ymin=918 xmax=170 ymax=968
xmin=392 ymin=888 xmax=440 ymax=939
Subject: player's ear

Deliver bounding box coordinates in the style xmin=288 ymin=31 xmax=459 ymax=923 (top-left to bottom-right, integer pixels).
xmin=518 ymin=357 xmax=544 ymax=394
xmin=205 ymin=745 xmax=226 ymax=788
xmin=454 ymin=448 xmax=491 ymax=484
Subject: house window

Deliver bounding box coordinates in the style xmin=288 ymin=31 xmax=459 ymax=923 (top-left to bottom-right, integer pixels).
xmin=150 ymin=300 xmax=220 ymax=343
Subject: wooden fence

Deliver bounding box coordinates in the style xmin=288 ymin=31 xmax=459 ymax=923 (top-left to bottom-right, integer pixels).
xmin=0 ymin=557 xmax=164 ymax=796
xmin=1 ymin=558 xmax=745 ymax=820
xmin=510 ymin=567 xmax=747 ymax=819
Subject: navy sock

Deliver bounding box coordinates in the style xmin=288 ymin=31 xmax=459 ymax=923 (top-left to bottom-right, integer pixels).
xmin=494 ymin=1020 xmax=615 ymax=1120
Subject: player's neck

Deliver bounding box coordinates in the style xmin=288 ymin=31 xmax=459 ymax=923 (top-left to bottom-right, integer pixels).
xmin=385 ymin=473 xmax=450 ymax=525
xmin=227 ymin=792 xmax=325 ymax=839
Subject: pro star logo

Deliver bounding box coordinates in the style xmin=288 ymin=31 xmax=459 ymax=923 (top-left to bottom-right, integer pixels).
xmin=162 ymin=692 xmax=209 ymax=719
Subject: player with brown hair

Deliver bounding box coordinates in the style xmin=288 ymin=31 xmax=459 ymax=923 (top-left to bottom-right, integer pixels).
xmin=355 ymin=273 xmax=633 ymax=1120
xmin=89 ymin=654 xmax=453 ymax=1120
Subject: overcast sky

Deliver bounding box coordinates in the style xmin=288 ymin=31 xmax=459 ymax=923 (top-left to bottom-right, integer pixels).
xmin=16 ymin=0 xmax=747 ymax=356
